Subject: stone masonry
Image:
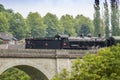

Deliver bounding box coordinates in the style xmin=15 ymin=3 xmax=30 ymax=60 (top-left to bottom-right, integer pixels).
xmin=0 ymin=49 xmax=97 ymax=80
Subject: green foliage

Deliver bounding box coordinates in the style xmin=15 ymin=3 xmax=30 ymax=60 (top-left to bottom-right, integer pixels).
xmin=9 ymin=13 xmax=28 ymax=40
xmin=52 ymin=44 xmax=120 ymax=80
xmin=51 ymin=69 xmax=70 ymax=80
xmin=104 ymin=0 xmax=110 ymax=38
xmin=0 ymin=12 xmax=9 ymax=32
xmin=74 ymin=15 xmax=94 ymax=36
xmin=0 ymin=39 xmax=3 ymax=44
xmin=93 ymin=1 xmax=101 ymax=37
xmin=43 ymin=13 xmax=61 ymax=37
xmin=0 ymin=4 xmax=94 ymax=39
xmin=26 ymin=12 xmax=47 ymax=38
xmin=79 ymin=24 xmax=91 ymax=36
xmin=0 ymin=2 xmax=119 ymax=39
xmin=110 ymin=0 xmax=120 ymax=36
xmin=0 ymin=4 xmax=5 ymax=12
xmin=0 ymin=68 xmax=31 ymax=80
xmin=60 ymin=14 xmax=77 ymax=36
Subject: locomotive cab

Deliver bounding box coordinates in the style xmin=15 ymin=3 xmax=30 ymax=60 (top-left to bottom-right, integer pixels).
xmin=55 ymin=34 xmax=69 ymax=49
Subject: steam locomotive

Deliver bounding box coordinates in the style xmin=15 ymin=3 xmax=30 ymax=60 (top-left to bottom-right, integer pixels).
xmin=25 ymin=34 xmax=120 ymax=49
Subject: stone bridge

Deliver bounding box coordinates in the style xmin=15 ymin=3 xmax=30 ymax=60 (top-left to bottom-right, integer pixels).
xmin=0 ymin=49 xmax=97 ymax=80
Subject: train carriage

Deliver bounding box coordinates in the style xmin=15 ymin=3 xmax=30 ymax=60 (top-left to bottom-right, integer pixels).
xmin=68 ymin=36 xmax=106 ymax=49
xmin=25 ymin=34 xmax=120 ymax=50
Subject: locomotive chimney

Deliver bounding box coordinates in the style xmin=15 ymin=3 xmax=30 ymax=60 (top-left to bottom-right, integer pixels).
xmin=80 ymin=34 xmax=84 ymax=37
xmin=98 ymin=34 xmax=101 ymax=37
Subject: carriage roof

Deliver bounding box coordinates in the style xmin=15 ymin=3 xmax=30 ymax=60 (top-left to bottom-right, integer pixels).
xmin=68 ymin=37 xmax=106 ymax=41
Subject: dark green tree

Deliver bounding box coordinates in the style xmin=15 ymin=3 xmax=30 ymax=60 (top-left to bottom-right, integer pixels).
xmin=74 ymin=15 xmax=94 ymax=36
xmin=6 ymin=9 xmax=14 ymax=13
xmin=79 ymin=24 xmax=91 ymax=36
xmin=93 ymin=0 xmax=101 ymax=37
xmin=104 ymin=0 xmax=110 ymax=38
xmin=0 ymin=12 xmax=9 ymax=32
xmin=43 ymin=13 xmax=61 ymax=37
xmin=0 ymin=4 xmax=5 ymax=12
xmin=111 ymin=0 xmax=120 ymax=36
xmin=9 ymin=13 xmax=28 ymax=40
xmin=0 ymin=39 xmax=3 ymax=44
xmin=26 ymin=12 xmax=47 ymax=38
xmin=60 ymin=14 xmax=77 ymax=36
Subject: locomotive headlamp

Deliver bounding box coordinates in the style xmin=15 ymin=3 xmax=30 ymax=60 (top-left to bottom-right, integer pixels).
xmin=45 ymin=43 xmax=48 ymax=46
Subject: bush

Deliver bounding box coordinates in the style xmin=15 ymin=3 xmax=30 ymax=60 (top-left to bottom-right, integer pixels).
xmin=0 ymin=68 xmax=31 ymax=80
xmin=52 ymin=44 xmax=120 ymax=80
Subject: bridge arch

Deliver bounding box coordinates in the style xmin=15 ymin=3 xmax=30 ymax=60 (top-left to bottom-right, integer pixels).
xmin=0 ymin=60 xmax=49 ymax=80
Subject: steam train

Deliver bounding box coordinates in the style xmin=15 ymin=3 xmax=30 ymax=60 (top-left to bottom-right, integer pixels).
xmin=25 ymin=34 xmax=120 ymax=49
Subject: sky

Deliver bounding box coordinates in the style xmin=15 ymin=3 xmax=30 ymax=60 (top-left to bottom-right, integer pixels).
xmin=0 ymin=0 xmax=108 ymax=19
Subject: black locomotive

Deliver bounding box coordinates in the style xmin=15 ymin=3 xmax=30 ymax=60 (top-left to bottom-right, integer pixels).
xmin=25 ymin=34 xmax=120 ymax=49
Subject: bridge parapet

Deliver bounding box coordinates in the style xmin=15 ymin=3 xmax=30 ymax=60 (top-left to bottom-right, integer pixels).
xmin=0 ymin=49 xmax=98 ymax=58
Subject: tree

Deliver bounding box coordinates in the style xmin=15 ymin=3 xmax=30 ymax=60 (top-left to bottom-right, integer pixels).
xmin=6 ymin=9 xmax=13 ymax=13
xmin=52 ymin=44 xmax=120 ymax=80
xmin=26 ymin=12 xmax=47 ymax=38
xmin=111 ymin=0 xmax=120 ymax=36
xmin=0 ymin=39 xmax=3 ymax=44
xmin=60 ymin=14 xmax=77 ymax=36
xmin=43 ymin=13 xmax=62 ymax=37
xmin=79 ymin=24 xmax=91 ymax=36
xmin=93 ymin=0 xmax=101 ymax=37
xmin=0 ymin=4 xmax=5 ymax=12
xmin=0 ymin=12 xmax=9 ymax=32
xmin=0 ymin=68 xmax=31 ymax=80
xmin=0 ymin=4 xmax=28 ymax=39
xmin=74 ymin=15 xmax=93 ymax=36
xmin=52 ymin=69 xmax=70 ymax=80
xmin=100 ymin=19 xmax=105 ymax=37
xmin=104 ymin=0 xmax=110 ymax=38
xmin=9 ymin=13 xmax=28 ymax=40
